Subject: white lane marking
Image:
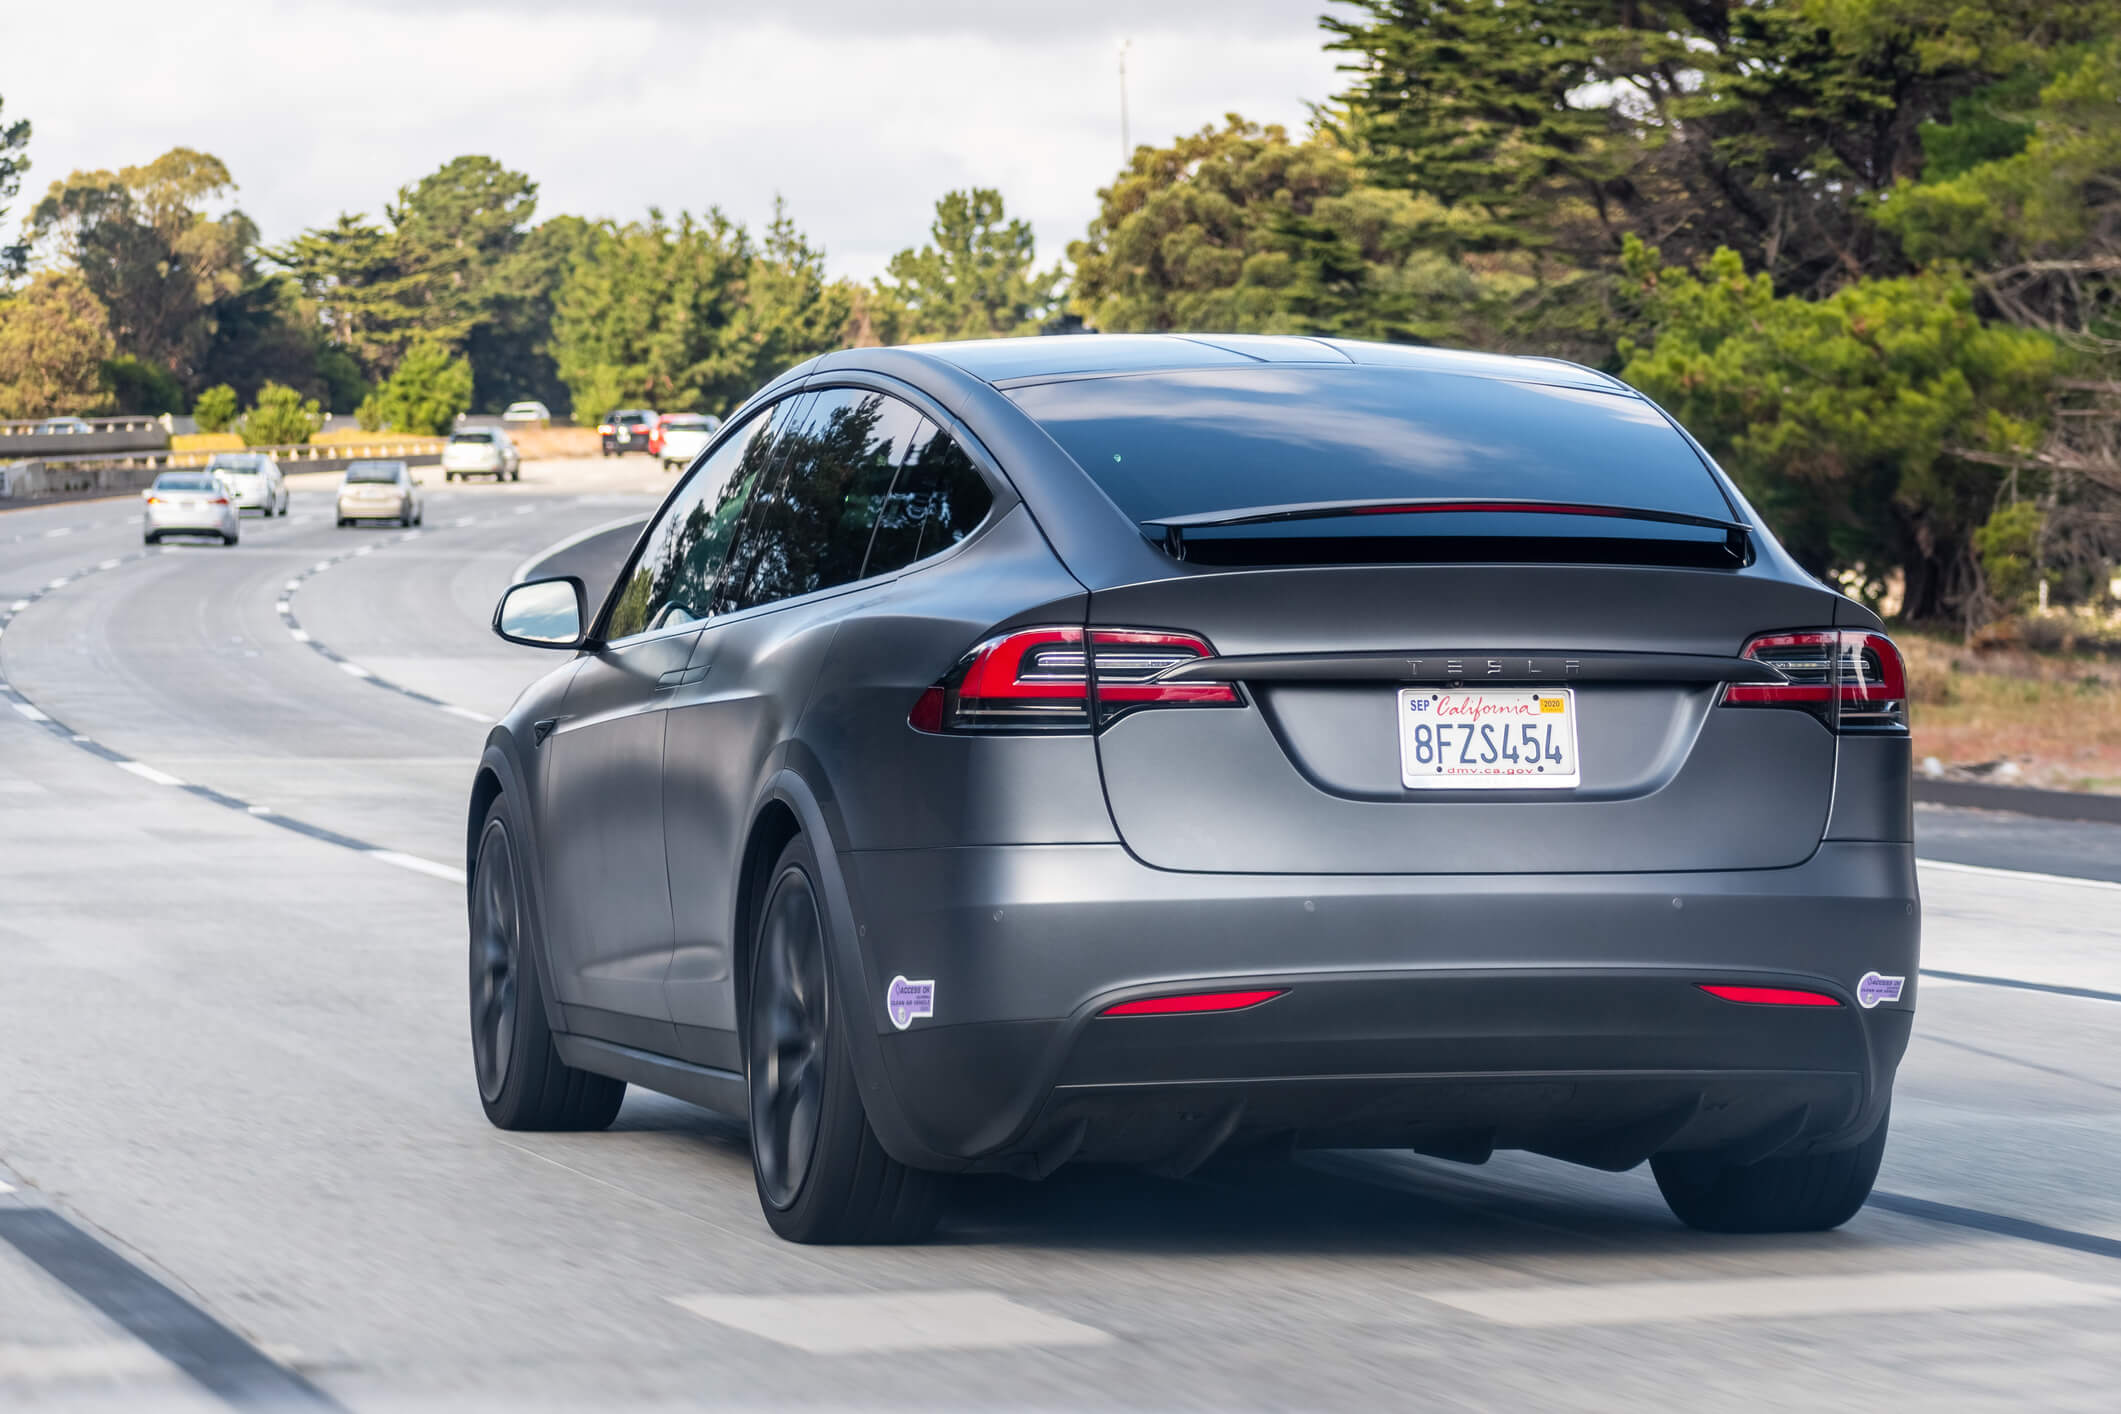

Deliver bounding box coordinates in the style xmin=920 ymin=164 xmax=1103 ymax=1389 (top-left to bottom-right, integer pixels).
xmin=276 ymin=601 xmax=292 ymax=616
xmin=355 ymin=544 xmax=376 ymax=556
xmin=1423 ymin=1269 xmax=2120 ymax=1329
xmin=9 ymin=599 xmax=28 ymax=611
xmin=115 ymin=761 xmax=186 ymax=786
xmin=367 ymin=850 xmax=466 ymax=884
xmin=0 ymin=1342 xmax=174 ymax=1380
xmin=337 ymin=662 xmax=372 ymax=679
xmin=12 ymin=702 xmax=50 ymax=722
xmin=443 ymin=704 xmax=492 ymax=723
xmin=514 ymin=504 xmax=536 ymax=515
xmin=671 ymin=1290 xmax=1113 ymax=1355
xmin=311 ymin=561 xmax=332 ymax=573
xmin=247 ymin=805 xmax=273 ymax=815
xmin=45 ymin=578 xmax=67 ymax=590
xmin=285 ymin=579 xmax=301 ymax=591
xmin=289 ymin=629 xmax=310 ymax=644
xmin=97 ymin=558 xmax=119 ymax=570
xmin=42 ymin=526 xmax=72 ymax=537
xmin=0 ymin=1178 xmax=12 ymax=1192
xmin=454 ymin=515 xmax=476 ymax=527
xmin=510 ymin=512 xmax=647 ymax=584
xmin=1918 ymin=857 xmax=2121 ymax=893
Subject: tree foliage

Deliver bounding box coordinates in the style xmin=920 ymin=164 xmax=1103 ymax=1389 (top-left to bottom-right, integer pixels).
xmin=100 ymin=354 xmax=186 ymax=415
xmin=873 ymin=188 xmax=1059 ymax=342
xmin=361 ymin=337 xmax=472 ymax=435
xmin=0 ymin=270 xmax=114 ymax=419
xmin=238 ymin=381 xmax=323 ymax=447
xmin=192 ymin=384 xmax=238 ymax=433
xmin=0 ymin=92 xmax=28 ymax=278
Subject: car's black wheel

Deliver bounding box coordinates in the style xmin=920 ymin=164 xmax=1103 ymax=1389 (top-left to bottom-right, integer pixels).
xmin=470 ymin=803 xmax=627 ymax=1131
xmin=143 ymin=532 xmax=157 ymax=545
xmin=746 ymin=834 xmax=944 ymax=1244
xmin=1652 ymin=1103 xmax=1890 ymax=1233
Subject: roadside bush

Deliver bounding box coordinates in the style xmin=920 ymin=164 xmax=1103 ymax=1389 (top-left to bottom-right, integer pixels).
xmin=192 ymin=384 xmax=239 ymax=433
xmin=365 ymin=339 xmax=471 ymax=435
xmin=1974 ymin=502 xmax=2044 ymax=612
xmin=238 ymin=382 xmax=322 ymax=447
xmin=99 ymin=356 xmax=186 ymax=415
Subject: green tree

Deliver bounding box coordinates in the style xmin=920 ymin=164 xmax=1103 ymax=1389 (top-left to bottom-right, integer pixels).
xmin=237 ymin=381 xmax=322 ymax=447
xmin=271 ymin=213 xmax=426 ymax=377
xmin=364 ymin=337 xmax=471 ymax=434
xmin=1618 ymin=239 xmax=2059 ymax=623
xmin=0 ymin=92 xmax=28 ymax=278
xmin=99 ymin=354 xmax=185 ymax=414
xmin=30 ymin=148 xmax=254 ymax=384
xmin=874 ymin=188 xmax=1059 ymax=342
xmin=192 ymin=384 xmax=238 ymax=433
xmin=0 ymin=270 xmax=114 ymax=418
xmin=1972 ymin=500 xmax=2044 ymax=610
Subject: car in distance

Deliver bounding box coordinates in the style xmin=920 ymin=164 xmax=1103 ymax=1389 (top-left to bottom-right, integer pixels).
xmin=203 ymin=451 xmax=289 ymax=516
xmin=37 ymin=415 xmax=96 ymax=435
xmin=653 ymin=413 xmax=721 ymax=470
xmin=598 ymin=408 xmax=655 ymax=456
xmin=443 ymin=428 xmax=522 ymax=482
xmin=336 ymin=459 xmax=424 ymax=527
xmin=469 ymin=334 xmax=1916 ymax=1245
xmin=143 ymin=470 xmax=241 ymax=544
xmin=501 ymin=401 xmax=552 ymax=426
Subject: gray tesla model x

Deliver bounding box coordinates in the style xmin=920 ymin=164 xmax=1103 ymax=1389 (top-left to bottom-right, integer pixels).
xmin=470 ymin=335 xmax=1917 ymax=1244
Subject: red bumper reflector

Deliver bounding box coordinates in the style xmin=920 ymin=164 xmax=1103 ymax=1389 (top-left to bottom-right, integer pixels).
xmin=1101 ymin=989 xmax=1286 ymax=1017
xmin=1698 ymin=984 xmax=1841 ymax=1007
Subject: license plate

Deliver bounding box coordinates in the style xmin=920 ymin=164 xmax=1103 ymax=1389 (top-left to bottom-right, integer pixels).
xmin=1399 ymin=688 xmax=1580 ymax=790
xmin=179 ymin=499 xmax=199 ymax=510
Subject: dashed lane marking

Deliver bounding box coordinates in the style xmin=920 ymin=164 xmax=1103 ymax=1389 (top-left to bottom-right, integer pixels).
xmin=114 ymin=761 xmax=185 ymax=787
xmin=669 ymin=1290 xmax=1114 ymax=1355
xmin=1421 ymin=1269 xmax=2120 ymax=1328
xmin=370 ymin=850 xmax=468 ymax=884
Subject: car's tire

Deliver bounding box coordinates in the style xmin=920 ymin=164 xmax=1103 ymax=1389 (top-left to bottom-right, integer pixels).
xmin=469 ymin=802 xmax=627 ymax=1131
xmin=746 ymin=834 xmax=945 ymax=1244
xmin=143 ymin=532 xmax=157 ymax=545
xmin=445 ymin=472 xmax=456 ymax=482
xmin=1652 ymin=1103 xmax=1890 ymax=1234
xmin=224 ymin=530 xmax=239 ymax=546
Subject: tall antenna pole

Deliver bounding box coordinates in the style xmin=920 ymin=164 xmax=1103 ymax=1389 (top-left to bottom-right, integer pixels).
xmin=1118 ymin=39 xmax=1132 ymax=163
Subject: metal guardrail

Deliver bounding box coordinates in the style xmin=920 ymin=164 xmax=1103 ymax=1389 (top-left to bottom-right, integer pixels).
xmin=1 ymin=442 xmax=443 ymax=503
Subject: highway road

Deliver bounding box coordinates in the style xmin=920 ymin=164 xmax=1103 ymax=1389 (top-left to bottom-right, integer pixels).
xmin=2 ymin=471 xmax=2118 ymax=1410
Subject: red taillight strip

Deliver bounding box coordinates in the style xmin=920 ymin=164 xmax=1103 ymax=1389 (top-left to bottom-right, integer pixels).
xmin=1698 ymin=984 xmax=1841 ymax=1007
xmin=1102 ymin=989 xmax=1286 ymax=1016
xmin=957 ymin=626 xmax=1083 ymax=702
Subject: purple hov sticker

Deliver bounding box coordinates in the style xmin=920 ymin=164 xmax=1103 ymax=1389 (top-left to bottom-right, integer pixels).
xmin=1856 ymin=972 xmax=1905 ymax=1008
xmin=886 ymin=976 xmax=935 ymax=1030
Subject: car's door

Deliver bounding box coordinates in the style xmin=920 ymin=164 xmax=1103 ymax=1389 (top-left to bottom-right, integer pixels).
xmin=538 ymin=399 xmax=801 ymax=1032
xmin=662 ymin=387 xmax=937 ymax=1065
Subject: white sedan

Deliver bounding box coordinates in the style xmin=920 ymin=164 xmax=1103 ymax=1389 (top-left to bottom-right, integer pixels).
xmin=203 ymin=451 xmax=289 ymax=516
xmin=336 ymin=460 xmax=425 ymax=527
xmin=143 ymin=471 xmax=241 ymax=545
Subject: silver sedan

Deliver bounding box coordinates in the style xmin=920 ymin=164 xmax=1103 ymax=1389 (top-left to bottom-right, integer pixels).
xmin=143 ymin=471 xmax=241 ymax=545
xmin=336 ymin=460 xmax=425 ymax=527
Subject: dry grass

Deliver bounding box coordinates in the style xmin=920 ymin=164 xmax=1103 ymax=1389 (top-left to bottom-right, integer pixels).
xmin=1901 ymin=631 xmax=2121 ymax=793
xmin=311 ymin=427 xmax=444 ymax=448
xmin=506 ymin=426 xmax=601 ymax=459
xmin=169 ymin=432 xmax=244 ymax=452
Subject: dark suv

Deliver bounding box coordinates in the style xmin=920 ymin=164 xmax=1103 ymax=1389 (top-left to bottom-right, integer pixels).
xmin=598 ymin=409 xmax=656 ymax=456
xmin=473 ymin=335 xmax=1916 ymax=1245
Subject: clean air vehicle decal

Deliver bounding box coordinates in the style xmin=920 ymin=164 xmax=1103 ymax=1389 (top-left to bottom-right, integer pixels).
xmin=1857 ymin=972 xmax=1906 ymax=1008
xmin=886 ymin=976 xmax=936 ymax=1029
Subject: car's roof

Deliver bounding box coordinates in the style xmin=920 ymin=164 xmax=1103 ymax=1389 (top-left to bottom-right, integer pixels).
xmin=886 ymin=334 xmax=1630 ymax=395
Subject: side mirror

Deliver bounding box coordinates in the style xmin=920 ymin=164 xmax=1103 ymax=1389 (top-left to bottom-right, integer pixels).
xmin=494 ymin=576 xmax=588 ymax=649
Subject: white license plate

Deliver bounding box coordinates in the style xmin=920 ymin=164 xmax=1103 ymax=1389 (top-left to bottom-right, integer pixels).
xmin=1399 ymin=688 xmax=1580 ymax=789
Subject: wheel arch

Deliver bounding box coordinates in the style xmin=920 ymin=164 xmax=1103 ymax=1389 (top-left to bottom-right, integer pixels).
xmin=468 ymin=740 xmax=569 ymax=1038
xmin=743 ymin=768 xmax=966 ymax=1172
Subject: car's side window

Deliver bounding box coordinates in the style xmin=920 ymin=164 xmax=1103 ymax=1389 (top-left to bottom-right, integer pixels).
xmin=602 ymin=399 xmax=800 ymax=641
xmin=863 ymin=418 xmax=996 ymax=576
xmin=710 ymin=389 xmax=927 ymax=616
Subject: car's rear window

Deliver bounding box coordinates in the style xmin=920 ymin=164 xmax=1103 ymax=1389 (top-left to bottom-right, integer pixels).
xmin=450 ymin=432 xmax=494 ymax=444
xmin=344 ymin=461 xmax=405 ymax=483
xmin=206 ymin=454 xmax=262 ymax=472
xmin=1007 ymin=366 xmax=1734 ymax=528
xmin=154 ymin=474 xmax=216 ymax=491
xmin=664 ymin=417 xmax=712 ymax=430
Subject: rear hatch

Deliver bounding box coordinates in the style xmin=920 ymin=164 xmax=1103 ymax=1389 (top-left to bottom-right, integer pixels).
xmin=1009 ymin=364 xmax=1842 ymax=875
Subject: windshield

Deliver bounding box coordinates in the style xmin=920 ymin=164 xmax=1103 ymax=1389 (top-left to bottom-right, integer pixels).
xmin=1007 ymin=367 xmax=1735 ymax=532
xmin=344 ymin=461 xmax=406 ymax=484
xmin=153 ymin=474 xmax=218 ymax=492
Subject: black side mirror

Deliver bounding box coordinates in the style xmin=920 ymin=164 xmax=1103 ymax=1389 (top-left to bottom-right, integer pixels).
xmin=494 ymin=576 xmax=588 ymax=649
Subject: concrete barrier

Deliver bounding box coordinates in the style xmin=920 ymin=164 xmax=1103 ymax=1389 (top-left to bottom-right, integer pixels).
xmin=1 ymin=444 xmax=442 ymax=506
xmin=0 ymin=415 xmax=172 ymax=458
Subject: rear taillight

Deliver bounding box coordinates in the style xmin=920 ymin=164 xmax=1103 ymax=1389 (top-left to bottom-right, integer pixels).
xmin=597 ymin=423 xmax=614 ymax=435
xmin=1723 ymin=629 xmax=1906 ymax=731
xmin=910 ymin=625 xmax=1239 ymax=733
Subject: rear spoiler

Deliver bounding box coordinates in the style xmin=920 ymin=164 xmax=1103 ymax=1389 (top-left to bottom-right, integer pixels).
xmin=1139 ymin=498 xmax=1752 ymax=565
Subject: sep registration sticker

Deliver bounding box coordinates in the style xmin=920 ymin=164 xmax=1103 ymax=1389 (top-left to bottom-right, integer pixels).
xmin=1399 ymin=688 xmax=1581 ymax=790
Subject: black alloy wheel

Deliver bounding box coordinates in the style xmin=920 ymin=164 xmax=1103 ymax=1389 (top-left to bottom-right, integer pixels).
xmin=748 ymin=863 xmax=830 ymax=1210
xmin=470 ymin=817 xmax=520 ymax=1104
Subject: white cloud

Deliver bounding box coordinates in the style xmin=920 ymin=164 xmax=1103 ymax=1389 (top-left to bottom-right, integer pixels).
xmin=6 ymin=0 xmax=1344 ymax=278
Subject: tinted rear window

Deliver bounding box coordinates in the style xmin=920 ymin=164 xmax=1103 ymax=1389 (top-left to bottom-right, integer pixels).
xmin=1007 ymin=367 xmax=1732 ymax=526
xmin=450 ymin=432 xmax=494 ymax=444
xmin=154 ymin=474 xmax=216 ymax=491
xmin=207 ymin=454 xmax=262 ymax=472
xmin=344 ymin=461 xmax=405 ymax=483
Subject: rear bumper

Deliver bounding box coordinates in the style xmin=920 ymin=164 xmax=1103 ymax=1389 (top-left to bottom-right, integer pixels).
xmin=839 ymin=842 xmax=1918 ymax=1173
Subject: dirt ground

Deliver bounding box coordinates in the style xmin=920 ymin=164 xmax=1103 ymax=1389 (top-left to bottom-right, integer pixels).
xmin=1902 ymin=633 xmax=2121 ymax=794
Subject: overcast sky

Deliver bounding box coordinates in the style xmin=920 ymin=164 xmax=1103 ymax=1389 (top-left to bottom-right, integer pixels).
xmin=7 ymin=1 xmax=1345 ymax=279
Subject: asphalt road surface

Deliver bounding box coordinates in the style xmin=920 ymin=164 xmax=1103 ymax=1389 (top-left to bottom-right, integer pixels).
xmin=2 ymin=479 xmax=2118 ymax=1411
